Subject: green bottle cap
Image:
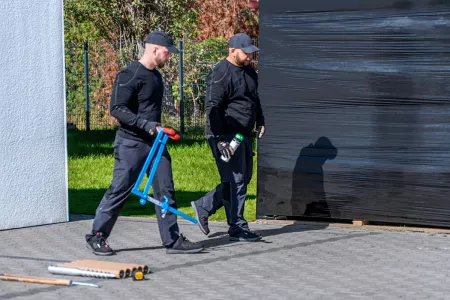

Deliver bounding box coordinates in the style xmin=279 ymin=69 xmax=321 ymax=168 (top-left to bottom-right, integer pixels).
xmin=235 ymin=133 xmax=244 ymax=141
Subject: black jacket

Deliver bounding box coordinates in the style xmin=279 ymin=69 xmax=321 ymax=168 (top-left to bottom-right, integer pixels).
xmin=109 ymin=61 xmax=164 ymax=143
xmin=205 ymin=59 xmax=265 ymax=138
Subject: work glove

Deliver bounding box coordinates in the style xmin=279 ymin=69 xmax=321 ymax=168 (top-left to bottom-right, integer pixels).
xmin=157 ymin=126 xmax=181 ymax=141
xmin=217 ymin=141 xmax=233 ymax=160
xmin=144 ymin=121 xmax=160 ymax=136
xmin=257 ymin=125 xmax=265 ymax=139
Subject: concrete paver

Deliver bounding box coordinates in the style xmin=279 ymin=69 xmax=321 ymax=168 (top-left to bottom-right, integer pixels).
xmin=0 ymin=217 xmax=449 ymax=299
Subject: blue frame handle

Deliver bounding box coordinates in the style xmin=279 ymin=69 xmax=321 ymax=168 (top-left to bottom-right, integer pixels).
xmin=131 ymin=129 xmax=198 ymax=224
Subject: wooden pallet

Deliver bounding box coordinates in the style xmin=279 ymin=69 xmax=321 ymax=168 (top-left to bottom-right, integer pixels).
xmin=256 ymin=219 xmax=450 ymax=234
xmin=352 ymin=220 xmax=369 ymax=226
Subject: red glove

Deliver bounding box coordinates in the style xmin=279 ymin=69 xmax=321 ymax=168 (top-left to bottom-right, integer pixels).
xmin=157 ymin=126 xmax=180 ymax=141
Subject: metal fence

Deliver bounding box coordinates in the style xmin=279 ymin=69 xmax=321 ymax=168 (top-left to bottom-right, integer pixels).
xmin=65 ymin=39 xmax=259 ymax=134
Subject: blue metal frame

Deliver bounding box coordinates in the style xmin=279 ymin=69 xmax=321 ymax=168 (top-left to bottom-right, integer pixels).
xmin=131 ymin=129 xmax=198 ymax=224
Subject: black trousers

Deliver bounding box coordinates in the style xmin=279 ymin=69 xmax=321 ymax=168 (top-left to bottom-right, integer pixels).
xmin=88 ymin=133 xmax=179 ymax=247
xmin=195 ymin=134 xmax=253 ymax=234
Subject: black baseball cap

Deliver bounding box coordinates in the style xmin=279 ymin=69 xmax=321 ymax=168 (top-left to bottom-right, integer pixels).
xmin=145 ymin=31 xmax=179 ymax=54
xmin=229 ymin=33 xmax=259 ymax=54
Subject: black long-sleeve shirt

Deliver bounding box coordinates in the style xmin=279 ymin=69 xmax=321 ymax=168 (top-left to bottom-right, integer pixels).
xmin=205 ymin=59 xmax=265 ymax=138
xmin=110 ymin=61 xmax=164 ymax=143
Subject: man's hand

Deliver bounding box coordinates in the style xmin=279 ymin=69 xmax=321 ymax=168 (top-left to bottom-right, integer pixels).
xmin=145 ymin=121 xmax=160 ymax=136
xmin=217 ymin=141 xmax=233 ymax=160
xmin=257 ymin=126 xmax=265 ymax=139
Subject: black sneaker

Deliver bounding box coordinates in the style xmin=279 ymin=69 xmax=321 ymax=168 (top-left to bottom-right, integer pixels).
xmin=229 ymin=230 xmax=262 ymax=242
xmin=191 ymin=201 xmax=210 ymax=235
xmin=86 ymin=232 xmax=115 ymax=256
xmin=166 ymin=234 xmax=204 ymax=254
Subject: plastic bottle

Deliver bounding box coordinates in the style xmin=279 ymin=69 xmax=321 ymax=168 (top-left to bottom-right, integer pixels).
xmin=221 ymin=133 xmax=244 ymax=162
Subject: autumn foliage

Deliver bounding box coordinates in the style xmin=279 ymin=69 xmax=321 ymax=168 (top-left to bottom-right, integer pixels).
xmin=193 ymin=0 xmax=259 ymax=39
xmin=64 ymin=0 xmax=260 ymax=129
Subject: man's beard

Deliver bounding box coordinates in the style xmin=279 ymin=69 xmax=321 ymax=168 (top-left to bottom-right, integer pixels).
xmin=155 ymin=56 xmax=165 ymax=68
xmin=236 ymin=56 xmax=251 ymax=67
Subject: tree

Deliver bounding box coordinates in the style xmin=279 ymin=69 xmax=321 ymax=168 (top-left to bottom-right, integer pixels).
xmin=193 ymin=0 xmax=259 ymax=39
xmin=67 ymin=0 xmax=198 ymax=56
xmin=64 ymin=0 xmax=199 ymax=128
xmin=64 ymin=0 xmax=260 ymax=129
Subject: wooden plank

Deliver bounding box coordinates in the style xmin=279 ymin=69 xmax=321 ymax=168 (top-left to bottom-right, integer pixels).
xmin=0 ymin=274 xmax=70 ymax=286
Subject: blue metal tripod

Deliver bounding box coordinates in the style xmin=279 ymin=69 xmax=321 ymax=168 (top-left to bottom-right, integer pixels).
xmin=131 ymin=129 xmax=198 ymax=224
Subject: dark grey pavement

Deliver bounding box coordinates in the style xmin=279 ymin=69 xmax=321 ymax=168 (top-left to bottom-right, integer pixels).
xmin=1 ymin=216 xmax=449 ymax=299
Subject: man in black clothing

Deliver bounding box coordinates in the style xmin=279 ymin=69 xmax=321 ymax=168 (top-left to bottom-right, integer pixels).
xmin=85 ymin=31 xmax=204 ymax=255
xmin=191 ymin=33 xmax=265 ymax=241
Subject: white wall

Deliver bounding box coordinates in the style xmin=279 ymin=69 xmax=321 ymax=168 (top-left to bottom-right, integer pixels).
xmin=0 ymin=0 xmax=68 ymax=229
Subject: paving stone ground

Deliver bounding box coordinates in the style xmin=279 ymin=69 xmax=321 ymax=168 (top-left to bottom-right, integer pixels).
xmin=1 ymin=216 xmax=449 ymax=299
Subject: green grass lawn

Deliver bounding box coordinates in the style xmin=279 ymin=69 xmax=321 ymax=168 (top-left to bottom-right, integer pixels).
xmin=68 ymin=129 xmax=257 ymax=222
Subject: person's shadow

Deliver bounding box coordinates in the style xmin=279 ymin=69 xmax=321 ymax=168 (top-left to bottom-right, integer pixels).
xmin=291 ymin=137 xmax=338 ymax=218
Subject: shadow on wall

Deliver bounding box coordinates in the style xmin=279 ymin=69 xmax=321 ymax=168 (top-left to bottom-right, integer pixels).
xmin=291 ymin=137 xmax=338 ymax=217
